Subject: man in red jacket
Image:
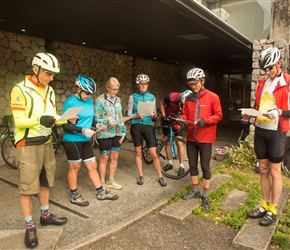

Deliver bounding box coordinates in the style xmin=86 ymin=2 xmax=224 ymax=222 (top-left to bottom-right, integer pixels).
xmin=181 ymin=68 xmax=223 ymax=209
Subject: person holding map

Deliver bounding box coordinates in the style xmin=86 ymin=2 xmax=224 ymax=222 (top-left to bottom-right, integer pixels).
xmin=62 ymin=74 xmax=118 ymax=207
xmin=180 ymin=68 xmax=223 ymax=210
xmin=127 ymin=74 xmax=167 ymax=187
xmin=242 ymin=47 xmax=290 ymax=226
xmin=10 ymin=53 xmax=73 ymax=248
xmin=95 ymin=77 xmax=126 ymax=190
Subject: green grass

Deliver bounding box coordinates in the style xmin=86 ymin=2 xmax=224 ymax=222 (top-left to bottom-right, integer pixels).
xmin=169 ymin=137 xmax=290 ymax=249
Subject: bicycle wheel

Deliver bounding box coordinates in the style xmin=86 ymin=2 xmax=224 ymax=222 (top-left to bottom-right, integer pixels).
xmin=142 ymin=141 xmax=153 ymax=164
xmin=1 ymin=135 xmax=17 ymax=169
xmin=282 ymin=145 xmax=290 ymax=177
xmin=124 ymin=120 xmax=132 ymax=143
xmin=158 ymin=137 xmax=189 ymax=179
xmin=52 ymin=131 xmax=64 ymax=154
xmin=142 ymin=139 xmax=163 ymax=164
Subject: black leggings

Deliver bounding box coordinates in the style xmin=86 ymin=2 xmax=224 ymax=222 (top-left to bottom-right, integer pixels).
xmin=187 ymin=141 xmax=212 ymax=180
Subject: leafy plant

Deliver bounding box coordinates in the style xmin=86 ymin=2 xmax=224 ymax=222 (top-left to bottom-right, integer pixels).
xmin=170 ymin=137 xmax=290 ymax=249
xmin=227 ymin=136 xmax=256 ymax=171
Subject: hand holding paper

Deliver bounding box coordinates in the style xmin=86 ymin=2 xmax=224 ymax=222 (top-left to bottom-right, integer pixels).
xmin=238 ymin=108 xmax=263 ymax=117
xmin=57 ymin=107 xmax=83 ymax=122
xmin=138 ymin=102 xmax=154 ymax=115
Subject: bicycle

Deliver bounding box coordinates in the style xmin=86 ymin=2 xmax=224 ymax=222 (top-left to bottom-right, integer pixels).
xmin=281 ymin=136 xmax=290 ymax=177
xmin=0 ymin=115 xmax=17 ymax=169
xmin=124 ymin=119 xmax=133 ymax=143
xmin=52 ymin=124 xmax=64 ymax=153
xmin=142 ymin=118 xmax=189 ymax=179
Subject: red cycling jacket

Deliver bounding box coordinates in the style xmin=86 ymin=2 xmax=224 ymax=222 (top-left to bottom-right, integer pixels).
xmin=255 ymin=72 xmax=290 ymax=133
xmin=181 ymin=88 xmax=223 ymax=143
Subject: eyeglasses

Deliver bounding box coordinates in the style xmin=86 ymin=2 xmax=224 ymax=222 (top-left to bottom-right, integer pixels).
xmin=263 ymin=66 xmax=274 ymax=72
xmin=187 ymin=80 xmax=200 ymax=87
xmin=41 ymin=69 xmax=56 ymax=77
xmin=139 ymin=83 xmax=148 ymax=86
xmin=109 ymin=87 xmax=120 ymax=91
xmin=82 ymin=91 xmax=91 ymax=96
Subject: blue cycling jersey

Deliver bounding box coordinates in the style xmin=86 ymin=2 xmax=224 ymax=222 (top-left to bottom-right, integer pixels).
xmin=62 ymin=94 xmax=94 ymax=142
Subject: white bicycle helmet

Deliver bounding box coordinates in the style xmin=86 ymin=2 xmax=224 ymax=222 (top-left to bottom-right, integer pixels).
xmin=186 ymin=68 xmax=205 ymax=81
xmin=258 ymin=47 xmax=280 ymax=69
xmin=136 ymin=74 xmax=150 ymax=84
xmin=75 ymin=74 xmax=97 ymax=93
xmin=32 ymin=53 xmax=60 ymax=73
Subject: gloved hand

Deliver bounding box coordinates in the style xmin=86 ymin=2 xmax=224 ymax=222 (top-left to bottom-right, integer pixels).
xmin=40 ymin=115 xmax=55 ymax=128
xmin=196 ymin=118 xmax=206 ymax=127
xmin=267 ymin=109 xmax=279 ymax=120
xmin=82 ymin=128 xmax=96 ymax=138
xmin=96 ymin=123 xmax=107 ymax=131
xmin=163 ymin=116 xmax=170 ymax=121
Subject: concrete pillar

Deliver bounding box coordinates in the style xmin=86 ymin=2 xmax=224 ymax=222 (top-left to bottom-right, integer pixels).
xmin=270 ymin=0 xmax=290 ymax=44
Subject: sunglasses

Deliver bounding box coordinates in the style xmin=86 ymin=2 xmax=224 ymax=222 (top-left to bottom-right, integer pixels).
xmin=82 ymin=91 xmax=91 ymax=96
xmin=263 ymin=66 xmax=274 ymax=72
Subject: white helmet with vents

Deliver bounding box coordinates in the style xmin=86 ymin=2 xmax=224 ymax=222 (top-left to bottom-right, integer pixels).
xmin=32 ymin=53 xmax=60 ymax=73
xmin=136 ymin=74 xmax=150 ymax=84
xmin=186 ymin=68 xmax=205 ymax=81
xmin=258 ymin=47 xmax=280 ymax=69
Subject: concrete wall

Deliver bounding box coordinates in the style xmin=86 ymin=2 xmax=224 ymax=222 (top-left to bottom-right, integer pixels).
xmin=0 ymin=30 xmax=180 ymax=117
xmin=251 ymin=38 xmax=289 ymax=107
xmin=270 ymin=0 xmax=290 ymax=44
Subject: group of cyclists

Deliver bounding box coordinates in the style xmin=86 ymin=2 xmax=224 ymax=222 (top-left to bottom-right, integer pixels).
xmin=10 ymin=51 xmax=223 ymax=248
xmin=9 ymin=46 xmax=289 ymax=248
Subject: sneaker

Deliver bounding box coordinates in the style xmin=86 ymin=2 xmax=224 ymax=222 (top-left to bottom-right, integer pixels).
xmin=106 ymin=178 xmax=123 ymax=190
xmin=201 ymin=196 xmax=211 ymax=209
xmin=178 ymin=167 xmax=185 ymax=176
xmin=40 ymin=213 xmax=67 ymax=226
xmin=163 ymin=163 xmax=173 ymax=171
xmin=70 ymin=194 xmax=90 ymax=206
xmin=97 ymin=190 xmax=119 ymax=200
xmin=158 ymin=177 xmax=167 ymax=187
xmin=25 ymin=228 xmax=38 ymax=248
xmin=247 ymin=207 xmax=267 ymax=219
xmin=137 ymin=176 xmax=144 ymax=185
xmin=259 ymin=211 xmax=276 ymax=226
xmin=182 ymin=190 xmax=201 ymax=200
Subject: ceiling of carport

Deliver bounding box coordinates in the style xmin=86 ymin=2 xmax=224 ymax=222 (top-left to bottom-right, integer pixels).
xmin=0 ymin=0 xmax=253 ymax=72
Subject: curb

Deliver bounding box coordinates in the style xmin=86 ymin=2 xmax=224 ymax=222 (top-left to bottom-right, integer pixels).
xmin=232 ymin=188 xmax=290 ymax=250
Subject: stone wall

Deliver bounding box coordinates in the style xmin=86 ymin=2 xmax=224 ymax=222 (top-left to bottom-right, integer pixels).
xmin=0 ymin=30 xmax=180 ymax=117
xmin=251 ymin=38 xmax=289 ymax=107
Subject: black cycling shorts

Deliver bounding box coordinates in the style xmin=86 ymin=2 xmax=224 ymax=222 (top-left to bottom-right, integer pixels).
xmin=254 ymin=126 xmax=286 ymax=163
xmin=130 ymin=124 xmax=156 ymax=148
xmin=97 ymin=136 xmax=122 ymax=155
xmin=63 ymin=141 xmax=95 ymax=162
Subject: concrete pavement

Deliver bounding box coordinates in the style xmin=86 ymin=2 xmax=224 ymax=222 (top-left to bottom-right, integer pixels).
xmin=1 ymin=124 xmax=286 ymax=250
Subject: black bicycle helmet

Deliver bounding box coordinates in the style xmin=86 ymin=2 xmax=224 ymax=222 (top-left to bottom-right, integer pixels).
xmin=258 ymin=47 xmax=280 ymax=69
xmin=75 ymin=74 xmax=97 ymax=94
